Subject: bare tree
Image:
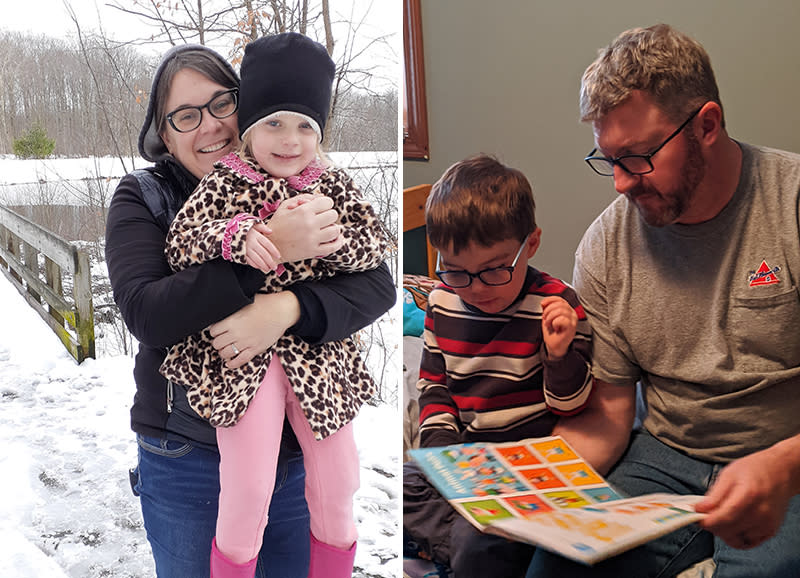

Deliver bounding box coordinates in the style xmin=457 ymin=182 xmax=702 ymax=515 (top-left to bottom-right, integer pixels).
xmin=105 ymin=0 xmax=393 ymax=126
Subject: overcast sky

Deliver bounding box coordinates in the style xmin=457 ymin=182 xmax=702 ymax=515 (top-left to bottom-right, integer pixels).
xmin=2 ymin=0 xmax=399 ymax=89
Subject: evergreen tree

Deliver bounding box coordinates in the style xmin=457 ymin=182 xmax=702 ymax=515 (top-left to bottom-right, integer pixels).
xmin=13 ymin=123 xmax=56 ymax=159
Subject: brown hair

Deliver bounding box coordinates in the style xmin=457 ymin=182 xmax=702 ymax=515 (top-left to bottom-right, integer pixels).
xmin=154 ymin=48 xmax=239 ymax=137
xmin=580 ymin=24 xmax=724 ymax=126
xmin=426 ymin=154 xmax=537 ymax=255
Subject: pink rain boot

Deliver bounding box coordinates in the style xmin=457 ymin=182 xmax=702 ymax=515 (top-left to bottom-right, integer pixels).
xmin=308 ymin=532 xmax=357 ymax=578
xmin=210 ymin=538 xmax=258 ymax=578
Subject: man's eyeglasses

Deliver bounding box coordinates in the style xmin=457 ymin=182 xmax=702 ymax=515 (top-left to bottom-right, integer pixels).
xmin=166 ymin=88 xmax=239 ymax=133
xmin=584 ymin=105 xmax=704 ymax=177
xmin=435 ymin=234 xmax=530 ymax=288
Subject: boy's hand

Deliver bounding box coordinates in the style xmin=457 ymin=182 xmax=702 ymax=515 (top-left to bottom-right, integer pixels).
xmin=541 ymin=296 xmax=578 ymax=359
xmin=245 ymin=222 xmax=281 ymax=273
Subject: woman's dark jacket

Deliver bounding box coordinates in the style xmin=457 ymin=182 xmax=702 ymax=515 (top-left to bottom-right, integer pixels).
xmin=105 ymin=158 xmax=395 ymax=450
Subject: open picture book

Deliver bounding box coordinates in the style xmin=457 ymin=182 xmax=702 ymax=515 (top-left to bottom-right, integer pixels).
xmin=408 ymin=436 xmax=705 ymax=566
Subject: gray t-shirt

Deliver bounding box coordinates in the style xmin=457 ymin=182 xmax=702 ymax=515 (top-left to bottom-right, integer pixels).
xmin=574 ymin=142 xmax=800 ymax=462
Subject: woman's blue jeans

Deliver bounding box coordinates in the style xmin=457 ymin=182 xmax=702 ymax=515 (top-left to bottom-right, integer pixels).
xmin=526 ymin=430 xmax=800 ymax=578
xmin=133 ymin=434 xmax=310 ymax=578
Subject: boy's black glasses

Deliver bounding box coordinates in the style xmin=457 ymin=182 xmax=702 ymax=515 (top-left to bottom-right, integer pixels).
xmin=435 ymin=234 xmax=530 ymax=288
xmin=166 ymin=88 xmax=239 ymax=133
xmin=584 ymin=105 xmax=703 ymax=176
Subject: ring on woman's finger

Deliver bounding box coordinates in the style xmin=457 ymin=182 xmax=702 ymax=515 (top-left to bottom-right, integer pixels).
xmin=231 ymin=344 xmax=240 ymax=356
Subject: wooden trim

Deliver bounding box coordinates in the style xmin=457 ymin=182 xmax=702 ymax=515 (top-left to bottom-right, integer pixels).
xmin=0 ymin=205 xmax=95 ymax=362
xmin=403 ymin=184 xmax=436 ymax=278
xmin=403 ymin=0 xmax=430 ymax=160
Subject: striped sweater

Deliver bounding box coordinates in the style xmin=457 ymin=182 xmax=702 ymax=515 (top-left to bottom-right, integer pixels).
xmin=417 ymin=267 xmax=592 ymax=447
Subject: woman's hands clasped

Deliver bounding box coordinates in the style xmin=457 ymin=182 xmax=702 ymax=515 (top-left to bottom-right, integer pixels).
xmin=270 ymin=193 xmax=344 ymax=261
xmin=245 ymin=193 xmax=344 ymax=273
xmin=217 ymin=194 xmax=342 ymax=365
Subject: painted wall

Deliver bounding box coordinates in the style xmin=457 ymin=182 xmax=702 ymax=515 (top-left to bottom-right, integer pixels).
xmin=403 ymin=1 xmax=800 ymax=280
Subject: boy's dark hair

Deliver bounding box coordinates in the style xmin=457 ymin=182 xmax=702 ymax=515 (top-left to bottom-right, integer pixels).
xmin=425 ymin=154 xmax=537 ymax=255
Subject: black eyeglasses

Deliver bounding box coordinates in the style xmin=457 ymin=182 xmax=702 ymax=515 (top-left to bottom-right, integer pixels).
xmin=435 ymin=234 xmax=530 ymax=288
xmin=584 ymin=105 xmax=704 ymax=176
xmin=166 ymin=88 xmax=239 ymax=133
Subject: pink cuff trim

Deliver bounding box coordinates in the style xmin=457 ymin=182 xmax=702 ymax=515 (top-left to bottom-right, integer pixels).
xmin=221 ymin=213 xmax=257 ymax=260
xmin=256 ymin=200 xmax=285 ymax=275
xmin=257 ymin=200 xmax=281 ymax=221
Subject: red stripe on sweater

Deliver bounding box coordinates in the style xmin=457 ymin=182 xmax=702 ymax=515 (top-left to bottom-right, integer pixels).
xmin=435 ymin=335 xmax=538 ymax=357
xmin=420 ymin=403 xmax=458 ymax=421
xmin=534 ymin=274 xmax=567 ymax=296
xmin=453 ymin=389 xmax=545 ymax=411
xmin=419 ymin=368 xmax=446 ymax=383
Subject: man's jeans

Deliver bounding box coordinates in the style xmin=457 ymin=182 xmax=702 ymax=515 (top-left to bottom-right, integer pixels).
xmin=133 ymin=435 xmax=310 ymax=578
xmin=526 ymin=430 xmax=800 ymax=578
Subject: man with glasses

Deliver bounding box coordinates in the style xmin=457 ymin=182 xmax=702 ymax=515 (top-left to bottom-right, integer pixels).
xmin=527 ymin=24 xmax=800 ymax=578
xmin=403 ymin=154 xmax=593 ymax=578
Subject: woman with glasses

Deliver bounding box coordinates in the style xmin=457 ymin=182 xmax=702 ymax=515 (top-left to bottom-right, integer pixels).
xmin=105 ymin=44 xmax=394 ymax=578
xmin=403 ymin=154 xmax=593 ymax=578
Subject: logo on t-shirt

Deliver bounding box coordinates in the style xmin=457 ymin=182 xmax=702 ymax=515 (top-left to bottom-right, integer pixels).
xmin=748 ymin=260 xmax=781 ymax=287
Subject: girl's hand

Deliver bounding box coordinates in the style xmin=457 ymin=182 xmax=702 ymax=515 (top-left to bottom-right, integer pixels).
xmin=245 ymin=223 xmax=281 ymax=273
xmin=267 ymin=194 xmax=344 ymax=262
xmin=209 ymin=291 xmax=301 ymax=368
xmin=541 ymin=296 xmax=578 ymax=359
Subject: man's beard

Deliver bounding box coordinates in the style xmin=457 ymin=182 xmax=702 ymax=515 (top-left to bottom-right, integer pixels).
xmin=628 ymin=133 xmax=705 ymax=227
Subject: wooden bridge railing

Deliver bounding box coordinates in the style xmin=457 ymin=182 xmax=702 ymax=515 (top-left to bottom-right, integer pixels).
xmin=0 ymin=205 xmax=95 ymax=363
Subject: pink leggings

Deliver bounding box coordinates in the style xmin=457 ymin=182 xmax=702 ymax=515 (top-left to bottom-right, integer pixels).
xmin=215 ymin=355 xmax=360 ymax=563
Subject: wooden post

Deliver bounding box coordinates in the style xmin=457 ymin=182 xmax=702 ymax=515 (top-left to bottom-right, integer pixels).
xmin=23 ymin=240 xmax=42 ymax=303
xmin=72 ymin=246 xmax=95 ymax=362
xmin=45 ymin=256 xmax=65 ymax=327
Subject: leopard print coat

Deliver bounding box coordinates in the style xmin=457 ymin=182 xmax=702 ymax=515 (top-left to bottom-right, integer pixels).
xmin=160 ymin=152 xmax=389 ymax=439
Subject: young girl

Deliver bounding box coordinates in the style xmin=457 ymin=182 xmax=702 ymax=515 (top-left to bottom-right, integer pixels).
xmin=159 ymin=33 xmax=389 ymax=578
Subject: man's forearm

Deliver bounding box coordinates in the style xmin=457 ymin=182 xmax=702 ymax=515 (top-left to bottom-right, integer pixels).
xmin=553 ymin=379 xmax=636 ymax=475
xmin=770 ymin=433 xmax=800 ymax=495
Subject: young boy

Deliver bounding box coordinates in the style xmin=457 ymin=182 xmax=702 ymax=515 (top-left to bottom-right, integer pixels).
xmin=403 ymin=154 xmax=593 ymax=578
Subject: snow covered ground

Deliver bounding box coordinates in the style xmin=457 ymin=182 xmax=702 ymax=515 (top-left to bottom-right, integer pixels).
xmin=0 ymin=270 xmax=402 ymax=578
xmin=0 ymin=152 xmax=396 ymax=205
xmin=0 ymin=153 xmax=402 ymax=577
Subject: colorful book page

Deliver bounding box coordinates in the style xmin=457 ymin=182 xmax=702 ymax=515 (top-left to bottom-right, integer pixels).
xmin=495 ymin=445 xmax=541 ymax=466
xmin=582 ymin=487 xmax=624 ymax=503
xmin=412 ymin=443 xmax=529 ymax=500
xmin=543 ymin=490 xmax=592 ymax=509
xmin=531 ymin=439 xmax=579 ymax=463
xmin=555 ymin=462 xmax=605 ymax=486
xmin=519 ymin=467 xmax=566 ymax=490
xmin=459 ymin=499 xmax=515 ymax=525
xmin=504 ymin=494 xmax=554 ymax=518
xmin=523 ymin=510 xmax=636 ymax=542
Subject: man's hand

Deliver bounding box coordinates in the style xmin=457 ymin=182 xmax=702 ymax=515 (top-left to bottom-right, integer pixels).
xmin=695 ymin=445 xmax=795 ymax=549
